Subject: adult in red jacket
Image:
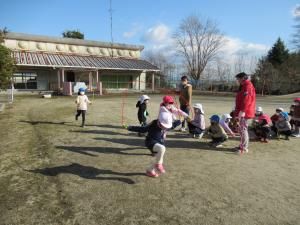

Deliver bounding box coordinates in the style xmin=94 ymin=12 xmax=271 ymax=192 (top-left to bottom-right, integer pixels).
xmin=235 ymin=72 xmax=256 ymax=153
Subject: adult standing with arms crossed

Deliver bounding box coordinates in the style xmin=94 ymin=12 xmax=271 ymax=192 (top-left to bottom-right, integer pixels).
xmin=235 ymin=72 xmax=256 ymax=154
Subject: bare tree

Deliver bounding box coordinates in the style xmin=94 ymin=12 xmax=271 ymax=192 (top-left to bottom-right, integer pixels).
xmin=173 ymin=15 xmax=225 ymax=86
xmin=143 ymin=51 xmax=177 ymax=87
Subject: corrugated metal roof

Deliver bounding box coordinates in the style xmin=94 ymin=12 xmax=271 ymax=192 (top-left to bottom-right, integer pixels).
xmin=12 ymin=51 xmax=159 ymax=71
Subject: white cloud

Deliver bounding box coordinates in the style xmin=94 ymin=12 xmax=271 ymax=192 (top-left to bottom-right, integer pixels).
xmin=123 ymin=23 xmax=142 ymax=39
xmin=141 ymin=23 xmax=170 ymax=43
xmin=292 ymin=5 xmax=300 ymax=18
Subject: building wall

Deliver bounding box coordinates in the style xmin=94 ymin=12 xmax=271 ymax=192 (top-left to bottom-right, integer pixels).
xmin=36 ymin=70 xmax=57 ymax=90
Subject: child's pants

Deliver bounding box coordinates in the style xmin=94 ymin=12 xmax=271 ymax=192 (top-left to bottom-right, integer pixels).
xmin=239 ymin=118 xmax=249 ymax=150
xmin=211 ymin=136 xmax=227 ymax=144
xmin=188 ymin=122 xmax=204 ymax=135
xmin=76 ymin=110 xmax=86 ymax=126
xmin=180 ymin=105 xmax=190 ymax=128
xmin=148 ymin=143 xmax=166 ymax=170
xmin=255 ymin=126 xmax=271 ymax=139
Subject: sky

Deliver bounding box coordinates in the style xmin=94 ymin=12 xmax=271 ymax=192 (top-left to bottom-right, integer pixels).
xmin=1 ymin=0 xmax=299 ymax=71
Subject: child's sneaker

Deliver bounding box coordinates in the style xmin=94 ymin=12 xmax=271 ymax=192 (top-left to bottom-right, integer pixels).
xmin=146 ymin=169 xmax=159 ymax=178
xmin=292 ymin=133 xmax=300 ymax=138
xmin=180 ymin=127 xmax=187 ymax=132
xmin=155 ymin=164 xmax=165 ymax=174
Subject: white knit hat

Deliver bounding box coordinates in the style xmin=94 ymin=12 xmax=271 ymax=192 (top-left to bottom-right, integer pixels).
xmin=139 ymin=95 xmax=150 ymax=103
xmin=256 ymin=106 xmax=263 ymax=112
xmin=222 ymin=113 xmax=232 ymax=120
xmin=158 ymin=112 xmax=173 ymax=129
xmin=193 ymin=103 xmax=204 ymax=113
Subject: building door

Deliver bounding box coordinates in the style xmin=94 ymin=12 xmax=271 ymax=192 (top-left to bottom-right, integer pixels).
xmin=66 ymin=71 xmax=75 ymax=82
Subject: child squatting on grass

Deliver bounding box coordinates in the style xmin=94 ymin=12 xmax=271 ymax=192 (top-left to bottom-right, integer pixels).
xmin=136 ymin=95 xmax=150 ymax=136
xmin=187 ymin=103 xmax=205 ymax=139
xmin=125 ymin=111 xmax=173 ymax=178
xmin=275 ymin=112 xmax=292 ymax=140
xmin=206 ymin=115 xmax=228 ymax=148
xmin=75 ymin=88 xmax=92 ymax=128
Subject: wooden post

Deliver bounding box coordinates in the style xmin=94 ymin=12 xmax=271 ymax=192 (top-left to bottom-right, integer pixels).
xmin=152 ymin=73 xmax=155 ymax=92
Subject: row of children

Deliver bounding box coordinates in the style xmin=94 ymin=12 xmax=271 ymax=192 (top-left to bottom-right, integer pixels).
xmin=250 ymin=97 xmax=300 ymax=142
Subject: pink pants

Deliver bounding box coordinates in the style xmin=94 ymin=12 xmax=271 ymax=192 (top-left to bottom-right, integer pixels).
xmin=239 ymin=118 xmax=249 ymax=150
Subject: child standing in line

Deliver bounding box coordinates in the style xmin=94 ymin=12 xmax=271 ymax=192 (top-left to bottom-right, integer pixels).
xmin=126 ymin=112 xmax=173 ymax=178
xmin=159 ymin=95 xmax=190 ymax=129
xmin=275 ymin=112 xmax=292 ymax=140
xmin=289 ymin=103 xmax=296 ymax=131
xmin=206 ymin=115 xmax=228 ymax=148
xmin=187 ymin=103 xmax=205 ymax=139
xmin=136 ymin=95 xmax=150 ymax=136
xmin=220 ymin=114 xmax=236 ymax=137
xmin=292 ymin=98 xmax=300 ymax=137
xmin=75 ymin=88 xmax=91 ymax=128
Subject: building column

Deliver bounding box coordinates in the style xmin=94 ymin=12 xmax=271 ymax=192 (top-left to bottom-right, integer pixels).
xmin=152 ymin=72 xmax=155 ymax=91
xmin=89 ymin=72 xmax=93 ymax=90
xmin=61 ymin=69 xmax=65 ymax=83
xmin=57 ymin=69 xmax=61 ymax=90
xmin=96 ymin=70 xmax=99 ymax=83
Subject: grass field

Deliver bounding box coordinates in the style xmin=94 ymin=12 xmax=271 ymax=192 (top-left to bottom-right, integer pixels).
xmin=0 ymin=94 xmax=299 ymax=225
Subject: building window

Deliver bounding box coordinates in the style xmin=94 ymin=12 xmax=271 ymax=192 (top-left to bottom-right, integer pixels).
xmin=101 ymin=74 xmax=133 ymax=89
xmin=13 ymin=73 xmax=37 ymax=89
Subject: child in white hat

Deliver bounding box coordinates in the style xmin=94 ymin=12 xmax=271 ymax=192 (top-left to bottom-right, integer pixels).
xmin=187 ymin=103 xmax=205 ymax=139
xmin=125 ymin=111 xmax=173 ymax=178
xmin=220 ymin=114 xmax=235 ymax=137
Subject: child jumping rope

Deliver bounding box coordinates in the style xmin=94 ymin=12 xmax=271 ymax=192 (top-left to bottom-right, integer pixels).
xmin=75 ymin=88 xmax=91 ymax=128
xmin=125 ymin=111 xmax=173 ymax=178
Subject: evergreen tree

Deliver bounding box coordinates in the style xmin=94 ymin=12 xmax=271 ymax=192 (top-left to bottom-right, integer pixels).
xmin=62 ymin=30 xmax=84 ymax=39
xmin=267 ymin=38 xmax=289 ymax=66
xmin=0 ymin=28 xmax=16 ymax=89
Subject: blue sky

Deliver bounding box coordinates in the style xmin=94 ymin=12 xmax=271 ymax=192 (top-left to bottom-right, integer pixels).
xmin=1 ymin=0 xmax=299 ymax=64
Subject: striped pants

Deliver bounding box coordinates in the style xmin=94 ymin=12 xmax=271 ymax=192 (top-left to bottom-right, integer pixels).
xmin=239 ymin=118 xmax=249 ymax=150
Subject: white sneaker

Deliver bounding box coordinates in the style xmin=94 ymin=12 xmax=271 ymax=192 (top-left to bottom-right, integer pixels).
xmin=180 ymin=127 xmax=187 ymax=132
xmin=292 ymin=133 xmax=300 ymax=138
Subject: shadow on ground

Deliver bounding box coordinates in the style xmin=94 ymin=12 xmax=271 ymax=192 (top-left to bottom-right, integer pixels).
xmin=56 ymin=145 xmax=152 ymax=156
xmin=27 ymin=163 xmax=145 ymax=184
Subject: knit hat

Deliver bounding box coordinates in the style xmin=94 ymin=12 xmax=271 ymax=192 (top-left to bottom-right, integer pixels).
xmin=139 ymin=95 xmax=150 ymax=103
xmin=222 ymin=113 xmax=232 ymax=120
xmin=210 ymin=115 xmax=220 ymax=123
xmin=276 ymin=108 xmax=284 ymax=112
xmin=279 ymin=112 xmax=289 ymax=120
xmin=162 ymin=96 xmax=174 ymax=104
xmin=193 ymin=103 xmax=204 ymax=113
xmin=158 ymin=112 xmax=173 ymax=129
xmin=256 ymin=106 xmax=263 ymax=112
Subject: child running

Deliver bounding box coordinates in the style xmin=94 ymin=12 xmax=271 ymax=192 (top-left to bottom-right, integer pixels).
xmin=187 ymin=103 xmax=205 ymax=139
xmin=275 ymin=112 xmax=292 ymax=140
xmin=75 ymin=88 xmax=91 ymax=128
xmin=126 ymin=111 xmax=173 ymax=177
xmin=206 ymin=115 xmax=228 ymax=148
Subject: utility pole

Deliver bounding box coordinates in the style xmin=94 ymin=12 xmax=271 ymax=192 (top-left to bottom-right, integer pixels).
xmin=109 ymin=0 xmax=114 ymax=57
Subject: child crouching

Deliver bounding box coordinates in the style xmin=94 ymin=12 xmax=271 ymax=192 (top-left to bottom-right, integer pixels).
xmin=207 ymin=115 xmax=228 ymax=148
xmin=275 ymin=112 xmax=292 ymax=140
xmin=126 ymin=112 xmax=173 ymax=178
xmin=187 ymin=103 xmax=205 ymax=139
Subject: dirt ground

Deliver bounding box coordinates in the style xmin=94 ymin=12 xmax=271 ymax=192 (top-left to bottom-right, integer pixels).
xmin=0 ymin=93 xmax=299 ymax=225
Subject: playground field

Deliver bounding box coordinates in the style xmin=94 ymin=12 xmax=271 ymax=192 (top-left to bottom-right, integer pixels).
xmin=0 ymin=94 xmax=299 ymax=225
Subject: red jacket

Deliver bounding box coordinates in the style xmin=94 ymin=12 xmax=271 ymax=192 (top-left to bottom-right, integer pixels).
xmin=235 ymin=79 xmax=256 ymax=119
